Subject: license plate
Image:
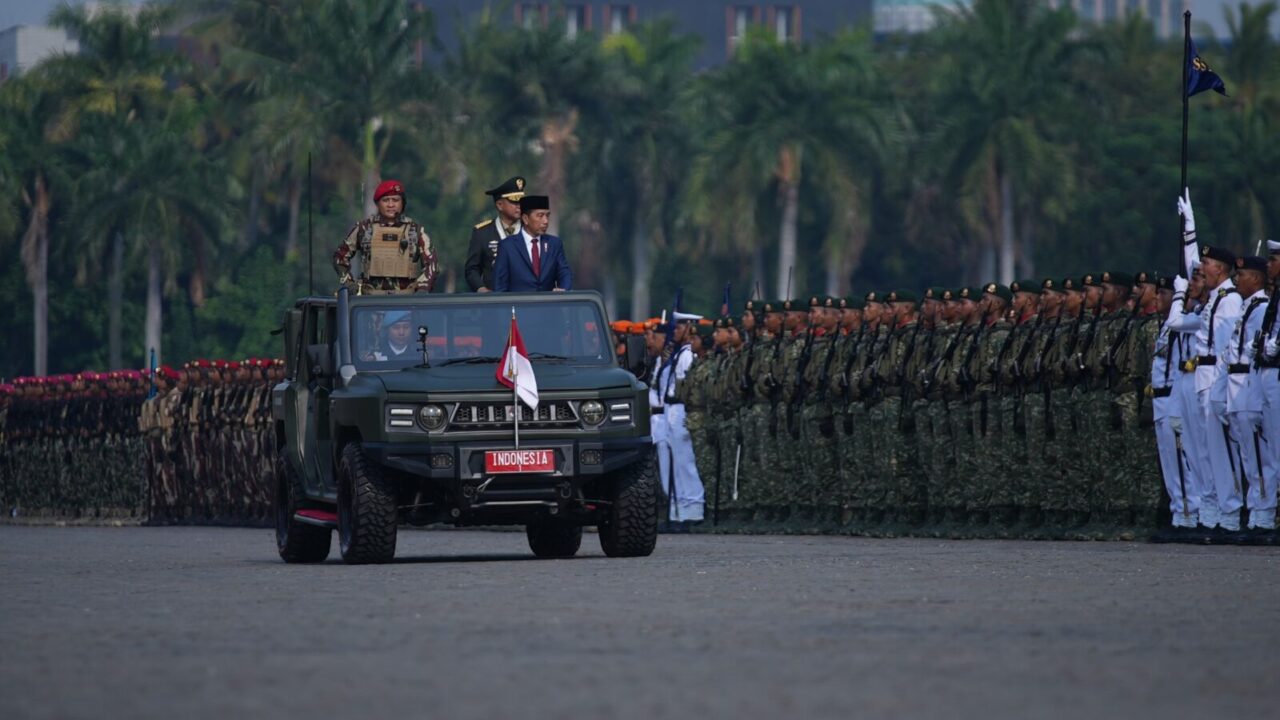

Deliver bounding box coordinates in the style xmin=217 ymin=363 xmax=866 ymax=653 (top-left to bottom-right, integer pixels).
xmin=484 ymin=449 xmax=556 ymax=474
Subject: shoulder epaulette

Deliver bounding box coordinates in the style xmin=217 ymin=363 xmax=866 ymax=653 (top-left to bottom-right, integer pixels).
xmin=474 ymin=219 xmax=494 ymax=230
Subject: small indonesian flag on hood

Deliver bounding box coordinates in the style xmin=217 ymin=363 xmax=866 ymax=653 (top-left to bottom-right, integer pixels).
xmin=497 ymin=310 xmax=539 ymax=410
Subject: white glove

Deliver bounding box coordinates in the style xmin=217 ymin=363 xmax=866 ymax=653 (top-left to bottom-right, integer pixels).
xmin=1172 ymin=275 xmax=1188 ymax=294
xmin=1266 ymin=336 xmax=1279 ymax=359
xmin=1177 ymin=188 xmax=1196 ymax=235
xmin=1169 ymin=416 xmax=1184 ymax=435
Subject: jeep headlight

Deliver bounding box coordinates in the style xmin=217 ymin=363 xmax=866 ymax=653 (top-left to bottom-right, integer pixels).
xmin=580 ymin=400 xmax=605 ymax=426
xmin=418 ymin=404 xmax=446 ymax=431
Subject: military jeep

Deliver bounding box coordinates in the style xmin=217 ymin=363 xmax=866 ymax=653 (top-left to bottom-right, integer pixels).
xmin=272 ymin=289 xmax=658 ymax=564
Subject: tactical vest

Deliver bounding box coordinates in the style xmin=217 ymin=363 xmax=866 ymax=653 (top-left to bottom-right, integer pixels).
xmin=366 ymin=223 xmax=417 ymax=280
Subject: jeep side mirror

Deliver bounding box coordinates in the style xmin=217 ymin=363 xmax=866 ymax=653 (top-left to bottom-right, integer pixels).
xmin=306 ymin=344 xmax=333 ymax=379
xmin=623 ymin=335 xmax=647 ymax=378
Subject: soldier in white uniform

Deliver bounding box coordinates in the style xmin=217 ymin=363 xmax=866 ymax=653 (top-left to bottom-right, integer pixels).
xmin=1224 ymin=256 xmax=1273 ymax=531
xmin=1153 ymin=275 xmax=1198 ymax=529
xmin=1196 ymin=243 xmax=1245 ymax=532
xmin=659 ymin=311 xmax=706 ymax=526
xmin=647 ymin=322 xmax=671 ymax=518
xmin=1166 ymin=192 xmax=1246 ymax=530
xmin=1257 ymin=241 xmax=1280 ymax=529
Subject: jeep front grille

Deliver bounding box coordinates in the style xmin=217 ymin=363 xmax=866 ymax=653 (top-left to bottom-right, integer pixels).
xmin=451 ymin=401 xmax=578 ymax=429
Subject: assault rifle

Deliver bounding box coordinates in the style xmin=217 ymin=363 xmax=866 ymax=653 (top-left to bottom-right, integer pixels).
xmin=956 ymin=322 xmax=987 ymax=396
xmin=787 ymin=322 xmax=817 ymax=439
xmin=1254 ymin=279 xmax=1278 ymax=363
xmin=1102 ymin=308 xmax=1141 ymax=390
xmin=1009 ymin=314 xmax=1046 ymax=389
xmin=922 ymin=325 xmax=961 ymax=394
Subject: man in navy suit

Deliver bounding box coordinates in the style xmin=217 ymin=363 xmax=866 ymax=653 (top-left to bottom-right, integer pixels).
xmin=493 ymin=195 xmax=573 ymax=292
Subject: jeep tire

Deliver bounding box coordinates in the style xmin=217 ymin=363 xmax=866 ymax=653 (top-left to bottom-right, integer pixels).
xmin=598 ymin=448 xmax=659 ymax=557
xmin=525 ymin=520 xmax=583 ymax=558
xmin=337 ymin=442 xmax=398 ymax=564
xmin=275 ymin=457 xmax=331 ymax=563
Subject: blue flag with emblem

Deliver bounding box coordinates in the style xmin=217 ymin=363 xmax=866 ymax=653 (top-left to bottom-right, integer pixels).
xmin=1185 ymin=37 xmax=1226 ymax=98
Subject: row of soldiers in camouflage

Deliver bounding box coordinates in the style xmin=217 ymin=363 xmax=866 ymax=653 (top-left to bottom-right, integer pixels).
xmin=1 ymin=360 xmax=285 ymax=524
xmin=137 ymin=359 xmax=284 ymax=523
xmin=623 ymin=249 xmax=1279 ymax=541
xmin=1 ymin=371 xmax=148 ymax=517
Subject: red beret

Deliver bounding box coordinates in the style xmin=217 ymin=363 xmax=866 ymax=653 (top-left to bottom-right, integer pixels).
xmin=373 ymin=180 xmax=405 ymax=202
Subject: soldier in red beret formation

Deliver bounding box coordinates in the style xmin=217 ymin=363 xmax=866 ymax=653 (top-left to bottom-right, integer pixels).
xmin=333 ymin=179 xmax=438 ymax=295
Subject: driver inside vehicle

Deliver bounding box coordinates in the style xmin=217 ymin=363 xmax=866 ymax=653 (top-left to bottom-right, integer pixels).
xmin=362 ymin=310 xmax=416 ymax=362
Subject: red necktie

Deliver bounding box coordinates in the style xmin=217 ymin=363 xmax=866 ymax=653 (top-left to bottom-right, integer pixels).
xmin=531 ymin=237 xmax=541 ymax=277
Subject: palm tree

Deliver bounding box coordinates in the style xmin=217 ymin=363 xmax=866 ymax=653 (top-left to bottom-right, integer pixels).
xmin=923 ymin=0 xmax=1086 ymax=283
xmin=590 ymin=20 xmax=699 ymax=318
xmin=1218 ymin=2 xmax=1280 ymax=243
xmin=43 ymin=1 xmax=183 ymax=368
xmin=688 ymin=28 xmax=893 ymax=297
xmin=0 ymin=76 xmax=71 ymax=376
xmin=72 ymin=97 xmax=229 ymax=366
xmin=454 ymin=18 xmax=608 ymax=237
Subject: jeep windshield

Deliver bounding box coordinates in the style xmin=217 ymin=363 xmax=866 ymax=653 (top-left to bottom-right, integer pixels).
xmin=350 ymin=298 xmax=612 ymax=370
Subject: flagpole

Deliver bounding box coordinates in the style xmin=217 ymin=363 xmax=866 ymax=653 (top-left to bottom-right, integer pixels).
xmin=512 ymin=306 xmax=520 ymax=454
xmin=1179 ymin=10 xmax=1191 ymax=273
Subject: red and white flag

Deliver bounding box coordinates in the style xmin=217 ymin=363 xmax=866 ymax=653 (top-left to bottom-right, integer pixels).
xmin=497 ymin=311 xmax=539 ymax=410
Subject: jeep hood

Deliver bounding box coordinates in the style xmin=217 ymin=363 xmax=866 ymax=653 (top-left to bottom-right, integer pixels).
xmin=373 ymin=362 xmax=637 ymax=394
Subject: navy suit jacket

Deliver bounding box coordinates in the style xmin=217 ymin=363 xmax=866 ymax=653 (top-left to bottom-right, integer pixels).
xmin=493 ymin=233 xmax=573 ymax=292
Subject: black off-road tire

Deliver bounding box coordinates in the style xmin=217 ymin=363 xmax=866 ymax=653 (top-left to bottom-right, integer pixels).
xmin=337 ymin=442 xmax=398 ymax=564
xmin=274 ymin=458 xmax=331 ymax=563
xmin=526 ymin=520 xmax=583 ymax=559
xmin=598 ymin=449 xmax=659 ymax=558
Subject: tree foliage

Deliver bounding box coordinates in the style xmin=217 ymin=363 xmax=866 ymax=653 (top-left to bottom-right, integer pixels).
xmin=1 ymin=0 xmax=1277 ymax=377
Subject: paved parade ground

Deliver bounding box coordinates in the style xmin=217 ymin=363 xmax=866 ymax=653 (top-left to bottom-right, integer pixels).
xmin=3 ymin=526 xmax=1279 ymax=719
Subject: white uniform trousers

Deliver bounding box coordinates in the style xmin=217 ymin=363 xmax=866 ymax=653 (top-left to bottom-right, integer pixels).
xmin=1175 ymin=373 xmax=1215 ymax=526
xmin=1229 ymin=410 xmax=1272 ymax=528
xmin=663 ymin=404 xmax=704 ymax=521
xmin=1200 ymin=388 xmax=1243 ymax=529
xmin=652 ymin=412 xmax=671 ymax=510
xmin=1155 ymin=414 xmax=1198 ymax=526
xmin=1254 ymin=367 xmax=1280 ymax=528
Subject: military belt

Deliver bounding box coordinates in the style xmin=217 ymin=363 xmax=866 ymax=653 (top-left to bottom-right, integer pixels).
xmin=1151 ymin=386 xmax=1173 ymax=398
xmin=1196 ymin=355 xmax=1217 ymax=365
xmin=1179 ymin=360 xmax=1197 ymax=373
xmin=1258 ymin=358 xmax=1280 ymax=369
xmin=1227 ymin=363 xmax=1250 ymax=374
xmin=651 ymin=407 xmax=665 ymax=415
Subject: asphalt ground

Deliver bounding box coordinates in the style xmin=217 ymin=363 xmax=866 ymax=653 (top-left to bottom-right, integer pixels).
xmin=2 ymin=526 xmax=1279 ymax=720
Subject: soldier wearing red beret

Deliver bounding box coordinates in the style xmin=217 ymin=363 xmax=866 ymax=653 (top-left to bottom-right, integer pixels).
xmin=333 ymin=179 xmax=438 ymax=295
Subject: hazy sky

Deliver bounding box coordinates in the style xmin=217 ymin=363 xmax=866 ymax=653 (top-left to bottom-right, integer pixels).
xmin=2 ymin=0 xmax=1274 ymax=42
xmin=1 ymin=1 xmax=71 ymax=30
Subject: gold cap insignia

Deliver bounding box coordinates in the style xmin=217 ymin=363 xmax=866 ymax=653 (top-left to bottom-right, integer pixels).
xmin=516 ymin=178 xmax=525 ymax=190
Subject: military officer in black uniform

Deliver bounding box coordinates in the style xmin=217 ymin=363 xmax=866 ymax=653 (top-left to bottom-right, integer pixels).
xmin=465 ymin=176 xmax=526 ymax=292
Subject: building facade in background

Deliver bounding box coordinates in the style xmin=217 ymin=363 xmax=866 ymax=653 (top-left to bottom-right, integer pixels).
xmin=0 ymin=25 xmax=77 ymax=82
xmin=428 ymin=1 xmax=874 ymax=68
